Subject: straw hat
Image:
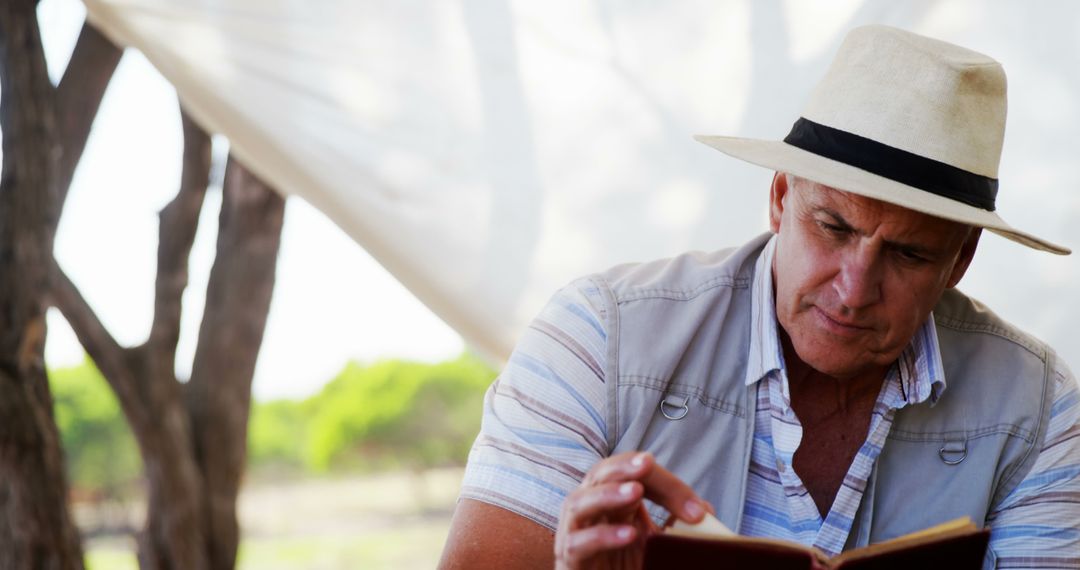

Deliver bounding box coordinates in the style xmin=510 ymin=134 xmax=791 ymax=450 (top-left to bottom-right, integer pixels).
xmin=695 ymin=24 xmax=1070 ymax=255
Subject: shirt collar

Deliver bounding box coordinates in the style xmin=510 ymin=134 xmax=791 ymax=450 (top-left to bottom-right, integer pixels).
xmin=743 ymin=234 xmax=947 ymax=407
xmin=744 ymin=235 xmax=786 ymax=388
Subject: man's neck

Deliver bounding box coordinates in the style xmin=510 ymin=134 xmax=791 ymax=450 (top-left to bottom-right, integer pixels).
xmin=778 ymin=329 xmax=887 ymax=517
xmin=779 ymin=329 xmax=889 ymax=410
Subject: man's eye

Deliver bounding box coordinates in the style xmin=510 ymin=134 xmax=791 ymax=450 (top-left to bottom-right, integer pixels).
xmin=819 ymin=222 xmax=847 ymax=235
xmin=897 ymin=249 xmax=927 ymax=263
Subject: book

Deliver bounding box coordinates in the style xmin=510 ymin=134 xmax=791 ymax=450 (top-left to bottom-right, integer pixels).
xmin=643 ymin=513 xmax=990 ymax=569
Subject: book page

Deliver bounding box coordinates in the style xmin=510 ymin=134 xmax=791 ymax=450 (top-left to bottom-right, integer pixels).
xmin=830 ymin=517 xmax=977 ymax=565
xmin=664 ymin=513 xmax=830 ymax=565
xmin=667 ymin=513 xmax=737 ymax=538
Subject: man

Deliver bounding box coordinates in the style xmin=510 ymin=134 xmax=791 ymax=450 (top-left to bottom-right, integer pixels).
xmin=439 ymin=25 xmax=1080 ymax=569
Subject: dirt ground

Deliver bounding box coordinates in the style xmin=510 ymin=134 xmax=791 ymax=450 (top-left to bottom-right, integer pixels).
xmin=82 ymin=467 xmax=465 ymax=569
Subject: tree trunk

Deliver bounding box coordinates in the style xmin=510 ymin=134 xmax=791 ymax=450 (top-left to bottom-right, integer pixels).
xmin=52 ymin=115 xmax=285 ymax=569
xmin=133 ymin=352 xmax=210 ymax=570
xmin=0 ymin=1 xmax=85 ymax=568
xmin=188 ymin=158 xmax=285 ymax=570
xmin=129 ymin=108 xmax=215 ymax=570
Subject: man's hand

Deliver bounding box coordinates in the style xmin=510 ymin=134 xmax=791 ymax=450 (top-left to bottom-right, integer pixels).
xmin=554 ymin=451 xmax=711 ymax=570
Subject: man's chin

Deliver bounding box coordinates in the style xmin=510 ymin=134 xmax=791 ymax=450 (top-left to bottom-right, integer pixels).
xmin=792 ymin=345 xmax=880 ymax=380
xmin=782 ymin=323 xmax=891 ymax=379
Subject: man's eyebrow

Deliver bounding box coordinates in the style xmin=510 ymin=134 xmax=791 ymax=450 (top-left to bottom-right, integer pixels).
xmin=815 ymin=206 xmax=936 ymax=255
xmin=816 ymin=207 xmax=855 ymax=232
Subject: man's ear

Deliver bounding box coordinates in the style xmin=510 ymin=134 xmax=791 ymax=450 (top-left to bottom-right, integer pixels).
xmin=946 ymin=227 xmax=981 ymax=288
xmin=769 ymin=172 xmax=790 ymax=233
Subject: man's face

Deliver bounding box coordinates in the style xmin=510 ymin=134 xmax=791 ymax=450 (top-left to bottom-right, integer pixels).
xmin=769 ymin=174 xmax=980 ymax=379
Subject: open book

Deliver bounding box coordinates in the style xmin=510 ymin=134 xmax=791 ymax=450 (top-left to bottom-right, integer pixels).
xmin=643 ymin=513 xmax=990 ymax=569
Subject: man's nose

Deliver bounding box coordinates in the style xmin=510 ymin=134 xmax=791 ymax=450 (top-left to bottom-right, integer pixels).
xmin=834 ymin=247 xmax=882 ymax=310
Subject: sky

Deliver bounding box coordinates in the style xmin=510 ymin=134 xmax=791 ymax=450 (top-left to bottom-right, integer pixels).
xmin=36 ymin=0 xmax=465 ymax=401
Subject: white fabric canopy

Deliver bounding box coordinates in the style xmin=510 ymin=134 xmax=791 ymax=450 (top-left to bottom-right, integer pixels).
xmin=82 ymin=0 xmax=1080 ymax=363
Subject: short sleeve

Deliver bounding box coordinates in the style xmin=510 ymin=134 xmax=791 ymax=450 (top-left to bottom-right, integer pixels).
xmin=986 ymin=357 xmax=1080 ymax=568
xmin=458 ymin=278 xmax=611 ymax=530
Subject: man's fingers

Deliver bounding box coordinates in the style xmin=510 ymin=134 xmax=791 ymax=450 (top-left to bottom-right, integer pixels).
xmin=581 ymin=451 xmax=653 ymax=486
xmin=559 ymin=523 xmax=638 ymax=565
xmin=561 ymin=481 xmax=643 ymax=529
xmin=578 ymin=451 xmax=709 ymax=525
xmin=555 ymin=449 xmax=709 ymax=569
xmin=639 ymin=462 xmax=709 ymax=524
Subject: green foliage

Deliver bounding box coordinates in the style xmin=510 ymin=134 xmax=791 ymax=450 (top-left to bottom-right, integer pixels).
xmin=49 ymin=357 xmax=141 ymax=498
xmin=248 ymin=353 xmax=496 ymax=474
xmin=247 ymin=399 xmax=308 ymax=471
xmin=51 ymin=352 xmax=495 ymax=495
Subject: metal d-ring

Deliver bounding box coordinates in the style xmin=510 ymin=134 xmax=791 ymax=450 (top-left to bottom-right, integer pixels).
xmin=659 ymin=395 xmax=690 ymax=420
xmin=939 ymin=440 xmax=967 ymax=465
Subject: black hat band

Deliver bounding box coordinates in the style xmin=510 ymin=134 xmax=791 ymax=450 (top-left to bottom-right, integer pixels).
xmin=783 ymin=117 xmax=998 ymax=211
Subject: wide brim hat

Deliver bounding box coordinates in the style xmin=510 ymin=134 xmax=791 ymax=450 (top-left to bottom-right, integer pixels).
xmin=696 ymin=25 xmax=1070 ymax=255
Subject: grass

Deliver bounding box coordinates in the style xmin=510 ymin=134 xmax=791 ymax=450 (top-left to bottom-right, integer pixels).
xmin=87 ymin=547 xmax=138 ymax=570
xmin=236 ymin=523 xmax=450 ymax=569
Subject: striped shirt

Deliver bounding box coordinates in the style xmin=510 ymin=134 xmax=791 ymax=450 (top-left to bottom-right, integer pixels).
xmin=460 ymin=236 xmax=1080 ymax=567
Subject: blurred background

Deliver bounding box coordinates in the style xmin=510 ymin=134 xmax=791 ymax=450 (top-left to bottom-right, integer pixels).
xmin=5 ymin=0 xmax=1077 ymax=568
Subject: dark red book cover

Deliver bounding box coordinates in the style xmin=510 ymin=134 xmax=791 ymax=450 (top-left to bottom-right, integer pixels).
xmin=643 ymin=527 xmax=990 ymax=569
xmin=644 ymin=534 xmax=821 ymax=569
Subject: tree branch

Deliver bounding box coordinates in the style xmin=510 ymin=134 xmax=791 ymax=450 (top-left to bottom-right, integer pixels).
xmin=55 ymin=20 xmax=123 ymax=207
xmin=49 ymin=261 xmax=146 ymax=429
xmin=189 ymin=156 xmax=284 ymax=399
xmin=148 ymin=109 xmax=211 ymax=360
